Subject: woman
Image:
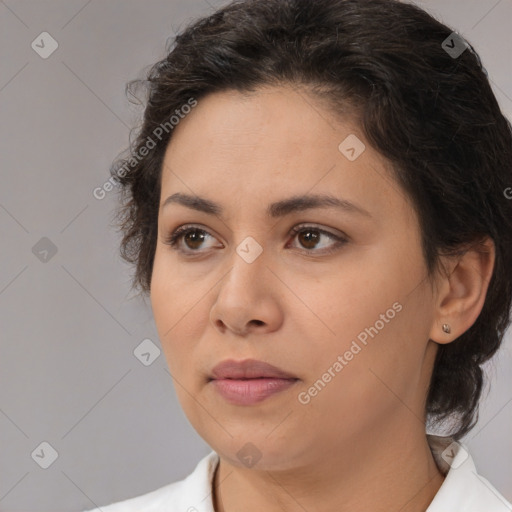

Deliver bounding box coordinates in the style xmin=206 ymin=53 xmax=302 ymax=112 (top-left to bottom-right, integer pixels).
xmin=85 ymin=0 xmax=512 ymax=510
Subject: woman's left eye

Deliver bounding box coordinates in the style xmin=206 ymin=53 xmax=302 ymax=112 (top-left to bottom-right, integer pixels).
xmin=163 ymin=224 xmax=347 ymax=256
xmin=287 ymin=225 xmax=348 ymax=254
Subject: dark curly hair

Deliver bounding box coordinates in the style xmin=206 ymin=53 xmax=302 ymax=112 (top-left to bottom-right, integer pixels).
xmin=108 ymin=0 xmax=512 ymax=441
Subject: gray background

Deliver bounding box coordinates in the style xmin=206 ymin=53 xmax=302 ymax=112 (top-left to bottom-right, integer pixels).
xmin=0 ymin=0 xmax=511 ymax=510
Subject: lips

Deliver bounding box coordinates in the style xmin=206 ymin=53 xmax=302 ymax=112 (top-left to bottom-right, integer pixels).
xmin=209 ymin=358 xmax=298 ymax=381
xmin=209 ymin=358 xmax=299 ymax=405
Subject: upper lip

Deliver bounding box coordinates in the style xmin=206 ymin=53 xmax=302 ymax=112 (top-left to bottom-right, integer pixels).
xmin=209 ymin=359 xmax=298 ymax=380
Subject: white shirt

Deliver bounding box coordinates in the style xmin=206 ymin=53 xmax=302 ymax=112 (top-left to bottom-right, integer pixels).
xmin=84 ymin=435 xmax=511 ymax=511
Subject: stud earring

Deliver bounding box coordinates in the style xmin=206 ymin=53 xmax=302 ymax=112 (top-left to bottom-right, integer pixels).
xmin=442 ymin=323 xmax=451 ymax=334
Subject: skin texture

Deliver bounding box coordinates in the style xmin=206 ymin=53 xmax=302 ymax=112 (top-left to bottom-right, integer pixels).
xmin=150 ymin=84 xmax=495 ymax=512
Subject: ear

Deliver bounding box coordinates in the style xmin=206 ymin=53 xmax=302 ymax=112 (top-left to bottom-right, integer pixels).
xmin=429 ymin=236 xmax=495 ymax=344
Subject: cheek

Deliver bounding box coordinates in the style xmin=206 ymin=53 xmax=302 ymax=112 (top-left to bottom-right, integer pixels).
xmin=280 ymin=256 xmax=396 ymax=350
xmin=151 ymin=248 xmax=206 ymax=319
xmin=150 ymin=254 xmax=205 ymax=373
xmin=292 ymin=311 xmax=420 ymax=446
xmin=291 ymin=250 xmax=429 ymax=397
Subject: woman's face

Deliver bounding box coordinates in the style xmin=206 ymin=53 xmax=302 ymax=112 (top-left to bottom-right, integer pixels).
xmin=150 ymin=85 xmax=440 ymax=470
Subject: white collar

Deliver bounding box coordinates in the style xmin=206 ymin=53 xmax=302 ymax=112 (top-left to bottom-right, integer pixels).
xmin=425 ymin=434 xmax=511 ymax=511
xmin=88 ymin=435 xmax=511 ymax=511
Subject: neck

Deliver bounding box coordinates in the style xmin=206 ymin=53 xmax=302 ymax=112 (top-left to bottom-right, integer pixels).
xmin=212 ymin=421 xmax=445 ymax=512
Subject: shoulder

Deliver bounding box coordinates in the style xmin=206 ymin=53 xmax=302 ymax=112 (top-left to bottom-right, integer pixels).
xmin=82 ymin=450 xmax=219 ymax=512
xmin=426 ymin=435 xmax=512 ymax=512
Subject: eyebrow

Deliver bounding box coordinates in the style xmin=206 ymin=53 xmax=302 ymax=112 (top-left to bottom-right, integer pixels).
xmin=161 ymin=192 xmax=372 ymax=219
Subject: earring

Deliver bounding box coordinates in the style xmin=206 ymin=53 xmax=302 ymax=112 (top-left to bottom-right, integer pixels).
xmin=442 ymin=323 xmax=451 ymax=334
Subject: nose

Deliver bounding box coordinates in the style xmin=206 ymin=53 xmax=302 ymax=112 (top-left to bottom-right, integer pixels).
xmin=209 ymin=243 xmax=284 ymax=337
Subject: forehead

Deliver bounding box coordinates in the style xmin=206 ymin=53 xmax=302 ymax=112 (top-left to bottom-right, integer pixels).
xmin=158 ymin=85 xmax=411 ymax=224
xmin=163 ymin=85 xmax=349 ymax=164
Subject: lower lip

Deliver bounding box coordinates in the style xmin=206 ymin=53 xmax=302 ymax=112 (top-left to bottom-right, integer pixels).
xmin=210 ymin=378 xmax=298 ymax=405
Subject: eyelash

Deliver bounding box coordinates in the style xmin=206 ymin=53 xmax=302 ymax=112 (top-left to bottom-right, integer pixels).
xmin=163 ymin=223 xmax=348 ymax=256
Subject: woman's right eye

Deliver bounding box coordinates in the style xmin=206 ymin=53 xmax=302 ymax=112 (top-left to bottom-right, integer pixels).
xmin=163 ymin=225 xmax=220 ymax=254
